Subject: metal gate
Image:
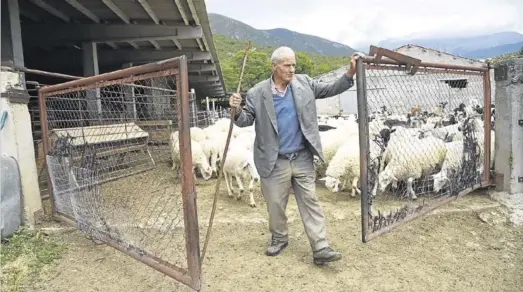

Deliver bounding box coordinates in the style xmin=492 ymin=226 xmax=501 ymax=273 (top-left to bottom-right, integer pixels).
xmin=355 ymin=47 xmax=493 ymax=242
xmin=38 ymin=56 xmax=202 ymax=290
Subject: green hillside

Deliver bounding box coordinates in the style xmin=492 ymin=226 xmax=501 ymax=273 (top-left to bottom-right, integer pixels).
xmin=213 ymin=34 xmax=351 ymax=93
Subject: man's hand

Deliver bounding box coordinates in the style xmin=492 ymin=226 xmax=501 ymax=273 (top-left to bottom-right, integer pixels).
xmin=346 ymin=52 xmax=365 ymax=78
xmin=229 ymin=93 xmax=242 ymax=110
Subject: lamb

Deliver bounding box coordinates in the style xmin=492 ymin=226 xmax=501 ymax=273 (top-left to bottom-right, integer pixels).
xmin=199 ymin=138 xmax=220 ymax=175
xmin=190 ymin=126 xmax=207 ymax=142
xmin=221 ymin=144 xmax=260 ymax=207
xmin=169 ymin=131 xmax=213 ymax=181
xmin=433 ymin=115 xmax=495 ymax=193
xmin=320 ymin=136 xmax=361 ymax=196
xmin=429 ymin=123 xmax=463 ymax=142
xmin=314 ymin=128 xmax=355 ymax=177
xmin=377 ymin=135 xmax=447 ymax=200
xmin=432 ymin=141 xmax=464 ymax=192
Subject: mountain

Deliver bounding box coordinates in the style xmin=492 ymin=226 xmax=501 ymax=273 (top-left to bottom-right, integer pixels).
xmin=378 ymin=31 xmax=523 ymax=59
xmin=208 ymin=13 xmax=356 ymax=57
xmin=466 ymin=41 xmax=523 ymax=59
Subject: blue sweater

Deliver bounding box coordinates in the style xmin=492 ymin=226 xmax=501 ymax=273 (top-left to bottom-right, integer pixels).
xmin=273 ymin=86 xmax=304 ymax=154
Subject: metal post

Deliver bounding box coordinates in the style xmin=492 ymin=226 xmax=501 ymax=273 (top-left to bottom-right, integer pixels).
xmin=177 ymin=57 xmax=201 ymax=291
xmin=189 ymin=88 xmax=197 ymax=127
xmin=482 ymin=69 xmax=492 ymax=185
xmin=356 ymin=58 xmax=370 ymax=243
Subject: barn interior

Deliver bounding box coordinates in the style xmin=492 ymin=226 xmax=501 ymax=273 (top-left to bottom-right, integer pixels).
xmin=1 ymin=0 xmax=228 ymax=199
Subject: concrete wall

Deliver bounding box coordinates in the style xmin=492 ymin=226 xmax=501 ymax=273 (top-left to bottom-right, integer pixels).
xmin=1 ymin=0 xmax=43 ymax=226
xmin=0 ymin=71 xmax=43 ymax=225
xmin=494 ymin=58 xmax=523 ymax=194
xmin=314 ymin=45 xmax=495 ymax=116
xmin=395 ymin=45 xmax=496 ymax=103
xmin=315 ymin=64 xmax=485 ymax=116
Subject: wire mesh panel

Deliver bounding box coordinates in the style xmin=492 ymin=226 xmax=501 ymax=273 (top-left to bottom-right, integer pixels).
xmin=38 ymin=57 xmax=202 ymax=291
xmin=355 ymin=56 xmax=492 ymax=242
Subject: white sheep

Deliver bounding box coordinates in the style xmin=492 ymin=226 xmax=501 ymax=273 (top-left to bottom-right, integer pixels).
xmin=314 ymin=128 xmax=354 ymax=177
xmin=190 ymin=126 xmax=207 ymax=142
xmin=432 ymin=140 xmax=464 ymax=192
xmin=320 ymin=136 xmax=361 ymax=196
xmin=377 ymin=135 xmax=447 ymax=200
xmin=199 ymin=138 xmax=220 ymax=175
xmin=169 ymin=131 xmax=213 ymax=181
xmin=221 ymin=144 xmax=260 ymax=207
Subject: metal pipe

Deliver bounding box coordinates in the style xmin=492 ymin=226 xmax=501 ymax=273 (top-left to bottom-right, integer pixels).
xmin=482 ymin=69 xmax=492 ymax=185
xmin=355 ymin=58 xmax=370 ymax=243
xmin=51 ymin=213 xmax=194 ymax=288
xmin=1 ymin=65 xmax=82 ymax=80
xmin=39 ymin=57 xmax=183 ymax=93
xmin=364 ymin=183 xmax=484 ymax=241
xmin=362 ymin=56 xmax=489 ymax=72
xmin=176 ymin=56 xmax=202 ymax=290
xmin=123 ymin=83 xmax=177 ymax=93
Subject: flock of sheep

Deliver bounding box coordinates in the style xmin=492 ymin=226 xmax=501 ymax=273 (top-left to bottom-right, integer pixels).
xmin=316 ymin=98 xmax=495 ymax=201
xmin=168 ymin=98 xmax=495 ymax=208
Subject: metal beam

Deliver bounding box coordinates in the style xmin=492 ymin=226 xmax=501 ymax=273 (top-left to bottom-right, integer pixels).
xmin=95 ymin=49 xmax=211 ymax=65
xmin=63 ymin=0 xmax=122 ymax=50
xmin=187 ymin=76 xmax=220 ymax=82
xmin=172 ymin=38 xmax=183 ymax=50
xmin=29 ymin=0 xmax=69 ymax=22
xmin=22 ymin=23 xmax=203 ymax=45
xmin=137 ymin=0 xmax=160 ymax=24
xmin=187 ymin=0 xmax=208 ymax=52
xmin=64 ymin=0 xmax=100 ymax=22
xmin=101 ymin=0 xmax=130 ymax=23
xmin=174 ymin=0 xmax=189 ymax=25
xmin=188 ymin=64 xmax=215 ymax=72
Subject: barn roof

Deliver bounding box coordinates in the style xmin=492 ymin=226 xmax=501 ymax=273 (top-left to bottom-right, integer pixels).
xmin=20 ymin=0 xmax=225 ymax=98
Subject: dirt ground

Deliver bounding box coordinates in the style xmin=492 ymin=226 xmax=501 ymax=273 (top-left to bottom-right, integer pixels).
xmin=15 ymin=164 xmax=523 ymax=292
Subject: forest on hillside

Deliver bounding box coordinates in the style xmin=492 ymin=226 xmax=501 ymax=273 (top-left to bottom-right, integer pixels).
xmin=213 ymin=35 xmax=351 ymax=94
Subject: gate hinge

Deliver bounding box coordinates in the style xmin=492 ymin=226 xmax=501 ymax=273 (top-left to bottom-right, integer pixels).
xmin=518 ymin=119 xmax=523 ymax=127
xmin=518 ymin=177 xmax=523 ymax=183
xmin=368 ymin=45 xmax=422 ymax=76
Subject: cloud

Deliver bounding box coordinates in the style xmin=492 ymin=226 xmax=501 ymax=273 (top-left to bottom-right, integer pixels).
xmin=205 ymin=0 xmax=523 ymax=48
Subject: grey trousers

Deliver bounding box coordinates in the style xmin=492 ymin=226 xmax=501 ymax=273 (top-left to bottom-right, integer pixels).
xmin=260 ymin=148 xmax=329 ymax=252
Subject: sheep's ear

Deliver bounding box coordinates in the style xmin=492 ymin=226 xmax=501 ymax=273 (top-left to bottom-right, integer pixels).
xmin=318 ymin=177 xmax=327 ymax=181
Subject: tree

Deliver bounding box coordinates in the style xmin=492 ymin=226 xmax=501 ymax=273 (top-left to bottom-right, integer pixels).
xmin=519 ymin=46 xmax=523 ymax=56
xmin=295 ymin=52 xmax=313 ymax=75
xmin=230 ymin=49 xmax=272 ymax=92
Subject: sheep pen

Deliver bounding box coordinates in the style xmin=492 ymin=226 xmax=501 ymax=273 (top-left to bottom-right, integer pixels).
xmin=35 ymin=55 xmax=506 ymax=291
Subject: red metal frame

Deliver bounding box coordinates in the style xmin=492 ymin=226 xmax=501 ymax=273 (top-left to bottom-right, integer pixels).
xmin=38 ymin=56 xmax=202 ymax=291
xmin=357 ymin=49 xmax=492 ymax=243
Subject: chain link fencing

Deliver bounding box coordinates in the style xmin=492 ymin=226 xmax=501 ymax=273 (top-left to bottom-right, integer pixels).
xmin=39 ymin=57 xmax=202 ymax=290
xmin=355 ymin=55 xmax=493 ymax=242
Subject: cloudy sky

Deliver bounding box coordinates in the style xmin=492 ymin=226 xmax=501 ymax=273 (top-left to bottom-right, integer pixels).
xmin=205 ymin=0 xmax=523 ymax=49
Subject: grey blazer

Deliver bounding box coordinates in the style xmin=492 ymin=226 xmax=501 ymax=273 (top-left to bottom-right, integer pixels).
xmin=234 ymin=73 xmax=354 ymax=178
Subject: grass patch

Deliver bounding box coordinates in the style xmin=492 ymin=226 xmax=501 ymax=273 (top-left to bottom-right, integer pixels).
xmin=1 ymin=228 xmax=66 ymax=292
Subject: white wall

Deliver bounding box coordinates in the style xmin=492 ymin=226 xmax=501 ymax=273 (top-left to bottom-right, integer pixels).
xmin=314 ymin=46 xmax=495 ymax=116
xmin=0 ymin=71 xmax=43 ymax=226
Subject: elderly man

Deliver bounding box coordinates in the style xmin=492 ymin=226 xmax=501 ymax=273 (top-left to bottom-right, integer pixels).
xmin=229 ymin=46 xmax=357 ymax=265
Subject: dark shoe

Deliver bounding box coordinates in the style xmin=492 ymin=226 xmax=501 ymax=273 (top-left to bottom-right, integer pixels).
xmin=313 ymin=247 xmax=342 ymax=265
xmin=265 ymin=237 xmax=288 ymax=256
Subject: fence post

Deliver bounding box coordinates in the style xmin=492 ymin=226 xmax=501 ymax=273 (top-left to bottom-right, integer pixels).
xmin=493 ymin=57 xmax=523 ymax=194
xmin=177 ymin=58 xmax=202 ymax=290
xmin=189 ymin=88 xmax=197 ymax=127
xmin=356 ymin=58 xmax=370 ymax=243
xmin=482 ymin=69 xmax=492 ymax=185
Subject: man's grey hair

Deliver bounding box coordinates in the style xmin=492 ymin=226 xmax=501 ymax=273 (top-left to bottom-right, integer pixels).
xmin=270 ymin=46 xmax=295 ymax=64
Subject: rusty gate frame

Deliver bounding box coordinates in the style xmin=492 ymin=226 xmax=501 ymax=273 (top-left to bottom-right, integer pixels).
xmin=356 ymin=47 xmax=493 ymax=243
xmin=38 ymin=56 xmax=202 ymax=290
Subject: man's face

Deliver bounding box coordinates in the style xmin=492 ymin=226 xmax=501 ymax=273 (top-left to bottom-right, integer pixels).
xmin=272 ymin=56 xmax=296 ymax=82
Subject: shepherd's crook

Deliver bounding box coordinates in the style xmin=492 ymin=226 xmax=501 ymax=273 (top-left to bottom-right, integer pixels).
xmin=200 ymin=40 xmax=252 ymax=267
